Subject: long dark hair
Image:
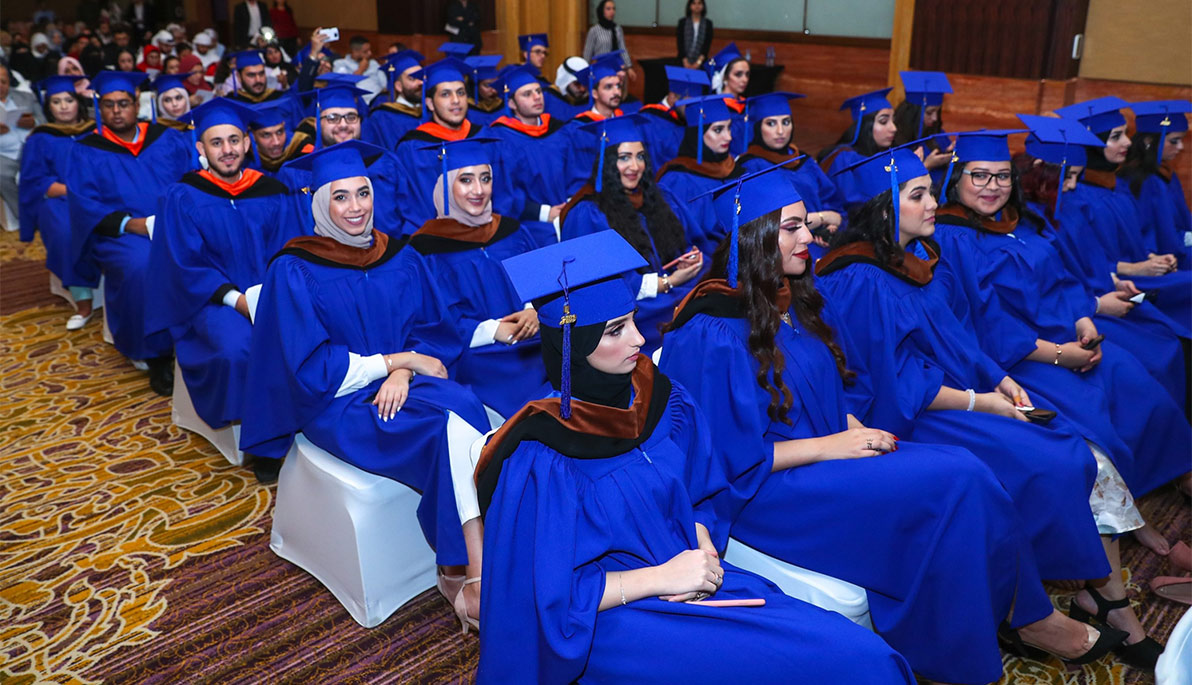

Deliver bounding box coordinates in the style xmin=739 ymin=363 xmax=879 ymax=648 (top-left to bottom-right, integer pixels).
xmin=1118 ymin=131 xmax=1164 ymax=196
xmin=685 ymin=0 xmax=707 ymax=18
xmin=1084 ymin=130 xmax=1117 ymax=173
xmin=42 ymin=90 xmax=87 ymax=123
xmin=677 ymin=123 xmax=729 ymax=161
xmin=892 ymin=100 xmax=943 ymax=147
xmin=818 ymin=111 xmax=884 ymax=161
xmin=593 ymin=144 xmax=688 ymax=261
xmin=831 ymin=189 xmax=905 ymax=268
xmin=751 ymin=116 xmax=792 ymax=150
xmin=940 ymin=160 xmax=1045 ymax=232
xmin=1013 ymin=152 xmax=1061 ymax=220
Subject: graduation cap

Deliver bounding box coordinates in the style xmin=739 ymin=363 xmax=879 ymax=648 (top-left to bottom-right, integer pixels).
xmin=493 ymin=65 xmax=540 ymax=107
xmin=577 ymin=113 xmax=650 ymax=192
xmin=705 ymin=42 xmax=741 ymax=78
xmin=149 ymin=73 xmax=190 ymax=123
xmin=831 ymin=140 xmax=931 ymax=241
xmin=501 ymin=230 xmax=648 ymax=418
xmin=573 ymin=53 xmax=624 ymax=108
xmin=693 ymin=158 xmax=806 ymax=288
xmin=246 ymin=95 xmax=294 ymax=130
xmin=1018 ymin=114 xmax=1105 ymax=212
xmin=840 ymin=87 xmax=894 ymax=146
xmin=1054 ymin=96 xmax=1131 ymax=134
xmin=674 ymin=94 xmax=737 ymax=163
xmin=518 ymin=33 xmax=549 ymax=53
xmin=90 ymin=71 xmax=149 ymax=134
xmin=299 ymin=85 xmax=370 ymax=148
xmin=233 ymin=49 xmax=265 ymax=70
xmin=899 ymin=70 xmax=952 ymax=137
xmin=664 ymin=65 xmax=709 ymax=99
xmin=313 ymin=73 xmax=370 ymax=88
xmin=282 ymin=139 xmax=387 ymax=191
xmin=941 ymin=129 xmax=1027 ymax=192
xmin=464 ymin=55 xmax=503 ymax=100
xmin=438 ymin=41 xmax=475 ymax=59
xmin=417 ymin=136 xmax=498 ymax=217
xmin=744 ymin=91 xmax=805 ymax=124
xmin=413 ymin=58 xmax=471 ymax=121
xmin=1131 ymin=100 xmax=1191 ymax=164
xmin=384 ymin=49 xmax=425 ymax=101
xmin=178 ymin=98 xmax=259 ymax=168
xmin=35 ymin=75 xmax=83 ymax=105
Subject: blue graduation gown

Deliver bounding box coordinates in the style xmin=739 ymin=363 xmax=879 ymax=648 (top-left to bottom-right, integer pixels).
xmin=817 ymin=252 xmax=1109 ymax=581
xmin=660 ymin=303 xmax=1053 ymax=684
xmin=361 ymin=101 xmax=422 ymax=151
xmin=478 ymin=381 xmax=914 ymax=685
xmin=739 ymin=147 xmax=847 ymax=217
xmin=539 ymin=77 xmax=585 ymax=121
xmin=409 ymin=216 xmax=547 ymax=419
xmin=636 ymin=104 xmax=684 ymax=168
xmin=485 ymin=114 xmax=571 ymax=246
xmin=275 ymin=146 xmax=403 ymax=237
xmin=66 ymin=124 xmax=193 ymax=359
xmin=818 ymin=145 xmax=870 ymax=208
xmin=241 ymin=237 xmax=488 ymax=565
xmin=561 ymin=197 xmax=701 ymax=353
xmin=146 ymin=171 xmax=302 ymax=428
xmin=393 ymin=121 xmax=522 ymax=236
xmin=1130 ymin=171 xmax=1192 ymax=266
xmin=18 ymin=122 xmax=100 ymax=287
xmin=656 ymin=158 xmax=745 ymax=255
xmin=466 ymin=98 xmax=505 ymax=127
xmin=560 ymin=109 xmax=625 ymax=197
xmin=932 ymin=217 xmax=1191 ymax=497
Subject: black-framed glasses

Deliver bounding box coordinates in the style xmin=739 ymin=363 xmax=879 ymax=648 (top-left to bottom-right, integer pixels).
xmin=321 ymin=112 xmax=361 ymax=125
xmin=962 ymin=169 xmax=1013 ymax=187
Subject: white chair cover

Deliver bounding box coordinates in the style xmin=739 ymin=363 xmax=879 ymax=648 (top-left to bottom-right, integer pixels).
xmin=171 ymin=359 xmax=243 ymax=466
xmin=1157 ymin=606 xmax=1192 ymax=685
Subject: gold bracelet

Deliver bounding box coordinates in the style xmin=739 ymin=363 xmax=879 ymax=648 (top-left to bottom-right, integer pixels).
xmin=1054 ymin=343 xmax=1062 ymax=366
xmin=661 ymin=274 xmax=671 ymax=293
xmin=384 ymin=354 xmax=393 ymax=371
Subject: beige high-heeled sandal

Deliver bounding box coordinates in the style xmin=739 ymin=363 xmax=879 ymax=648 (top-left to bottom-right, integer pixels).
xmin=453 ymin=577 xmax=481 ymax=635
xmin=437 ymin=571 xmax=465 ymax=605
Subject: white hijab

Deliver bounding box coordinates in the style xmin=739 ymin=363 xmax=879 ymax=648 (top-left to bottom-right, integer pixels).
xmin=432 ymin=167 xmax=493 ymax=227
xmin=311 ymin=177 xmax=375 ymax=249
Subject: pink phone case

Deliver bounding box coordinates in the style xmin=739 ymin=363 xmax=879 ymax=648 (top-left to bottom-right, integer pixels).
xmin=690 ymin=598 xmax=766 ymax=607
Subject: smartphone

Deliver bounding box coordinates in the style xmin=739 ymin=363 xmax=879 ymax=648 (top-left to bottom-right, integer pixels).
xmin=1128 ymin=292 xmax=1146 ymax=304
xmin=318 ymin=27 xmax=340 ymax=42
xmin=662 ymin=247 xmax=699 ymax=271
xmin=1080 ymin=334 xmax=1105 ymax=351
xmin=1128 ymin=289 xmax=1160 ymax=304
xmin=1017 ymin=407 xmax=1056 ymax=425
xmin=810 ymin=225 xmax=833 ymax=241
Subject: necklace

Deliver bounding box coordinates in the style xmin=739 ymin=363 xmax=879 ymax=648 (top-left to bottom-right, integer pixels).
xmin=780 ymin=312 xmax=792 ymax=327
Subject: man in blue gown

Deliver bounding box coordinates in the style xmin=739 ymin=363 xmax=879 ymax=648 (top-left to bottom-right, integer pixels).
xmin=247 ymin=95 xmax=313 ymax=176
xmin=636 ymin=66 xmax=706 ymax=170
xmin=517 ymin=32 xmax=575 ymax=121
xmin=362 ymin=49 xmax=424 ymax=150
xmin=560 ymin=54 xmax=627 ymax=195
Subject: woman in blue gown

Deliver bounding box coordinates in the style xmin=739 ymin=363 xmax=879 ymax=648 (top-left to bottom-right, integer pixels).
xmin=560 ymin=116 xmax=704 ymax=353
xmin=19 ymin=75 xmax=99 ymax=330
xmin=815 ymin=88 xmax=898 ymax=207
xmin=241 ymin=141 xmax=492 ymax=615
xmin=656 ymin=94 xmax=745 ymax=255
xmin=659 ymin=166 xmax=1124 ymax=682
xmin=475 ymin=230 xmax=916 ymax=684
xmin=893 ymin=70 xmax=955 ymax=188
xmin=1117 ymin=100 xmax=1192 ymax=266
xmin=407 ymin=138 xmax=546 ymax=420
xmin=817 ymin=148 xmax=1163 ymax=670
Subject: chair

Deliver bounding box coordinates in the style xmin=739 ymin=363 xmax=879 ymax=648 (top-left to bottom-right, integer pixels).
xmin=1157 ymin=606 xmax=1192 ymax=685
xmin=171 ymin=360 xmax=243 ymax=466
xmin=724 ymin=537 xmax=873 ymax=628
xmin=269 ymin=434 xmax=438 ymax=628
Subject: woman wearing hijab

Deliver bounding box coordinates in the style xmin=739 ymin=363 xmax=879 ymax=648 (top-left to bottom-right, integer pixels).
xmin=19 ymin=75 xmax=98 ymax=330
xmin=816 ymin=148 xmax=1159 ymax=670
xmin=659 ymin=165 xmax=1125 ymax=683
xmin=656 ymin=94 xmax=744 ymax=255
xmin=56 ymin=55 xmax=92 ymax=96
xmin=151 ymin=73 xmax=191 ymax=124
xmin=408 ymin=138 xmax=547 ymax=420
xmin=16 ymin=33 xmax=60 ymax=82
xmin=177 ymin=53 xmax=213 ymax=104
xmin=241 ymin=141 xmax=493 ymax=620
xmin=475 ymin=230 xmax=916 ymax=685
xmin=136 ymin=45 xmax=162 ymax=77
xmin=561 ymin=116 xmax=703 ymax=352
xmin=817 ymin=88 xmax=898 ymax=207
xmin=583 ymin=0 xmax=631 ymax=73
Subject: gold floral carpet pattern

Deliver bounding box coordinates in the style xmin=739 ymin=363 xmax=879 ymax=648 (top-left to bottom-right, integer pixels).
xmin=0 ymin=230 xmax=1186 ymax=684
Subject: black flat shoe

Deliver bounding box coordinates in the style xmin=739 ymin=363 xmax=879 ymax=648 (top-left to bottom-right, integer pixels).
xmin=1069 ymin=586 xmax=1165 ymax=671
xmin=146 ymin=356 xmax=175 ymax=397
xmin=999 ymin=622 xmax=1128 ymax=666
xmin=250 ymin=455 xmax=282 ymax=485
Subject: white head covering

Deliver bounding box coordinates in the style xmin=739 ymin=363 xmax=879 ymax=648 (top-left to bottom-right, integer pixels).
xmin=153 ymin=30 xmax=175 ymax=50
xmin=193 ymin=32 xmax=213 ymax=47
xmin=157 ymin=87 xmax=191 ymax=118
xmin=31 ymin=33 xmax=51 ymax=55
xmin=555 ymin=56 xmax=588 ymax=92
xmin=311 ymin=177 xmax=375 ymax=249
xmin=432 ymin=167 xmax=493 ymax=228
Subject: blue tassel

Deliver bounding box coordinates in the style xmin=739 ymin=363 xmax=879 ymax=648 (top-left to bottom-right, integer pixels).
xmin=697 ymin=106 xmax=704 ymax=164
xmin=1055 ymin=154 xmax=1067 ymax=216
xmin=1156 ymin=119 xmax=1170 ymax=166
xmin=916 ymin=96 xmax=925 ymax=139
xmin=440 ymin=143 xmax=450 ymax=216
xmin=190 ymin=125 xmax=199 ymax=168
xmin=150 ymin=96 xmax=157 ymax=124
xmin=556 ymin=258 xmax=577 ymax=420
xmin=940 ymin=152 xmax=957 ymax=200
xmin=887 ymin=154 xmax=901 ymax=243
xmin=595 ymin=129 xmax=607 ymax=192
xmin=93 ymin=93 xmax=102 ymax=134
xmin=315 ymin=99 xmax=322 ymax=149
xmin=849 ymin=102 xmax=865 ymax=146
xmin=726 ymin=188 xmax=741 ymax=288
xmin=388 ymin=64 xmax=396 ymax=103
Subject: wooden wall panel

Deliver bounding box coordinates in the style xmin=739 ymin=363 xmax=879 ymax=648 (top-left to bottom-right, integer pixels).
xmin=1079 ymin=0 xmax=1192 ymax=86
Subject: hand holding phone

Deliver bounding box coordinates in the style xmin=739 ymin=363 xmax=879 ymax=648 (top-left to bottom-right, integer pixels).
xmin=318 ymin=27 xmax=340 ymax=42
xmin=662 ymin=247 xmax=700 ymax=271
xmin=1080 ymin=334 xmax=1105 ymax=351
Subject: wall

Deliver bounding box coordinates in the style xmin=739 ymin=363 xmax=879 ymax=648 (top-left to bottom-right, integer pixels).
xmin=1079 ymin=0 xmax=1192 ymax=85
xmin=265 ymin=0 xmax=377 ymax=32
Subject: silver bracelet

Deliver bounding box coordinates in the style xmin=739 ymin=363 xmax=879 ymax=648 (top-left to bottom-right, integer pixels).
xmin=618 ymin=573 xmax=627 ymax=606
xmin=966 ymin=388 xmax=976 ymax=412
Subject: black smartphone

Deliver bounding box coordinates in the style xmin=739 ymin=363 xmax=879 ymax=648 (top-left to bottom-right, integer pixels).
xmin=810 ymin=225 xmax=833 ymax=241
xmin=1080 ymin=334 xmax=1105 ymax=351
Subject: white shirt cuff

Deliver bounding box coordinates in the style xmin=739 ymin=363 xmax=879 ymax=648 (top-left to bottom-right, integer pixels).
xmin=245 ymin=284 xmax=262 ymax=323
xmin=222 ymin=289 xmax=243 ymax=308
xmin=1184 ymin=231 xmax=1192 ymax=247
xmin=538 ymin=204 xmax=552 ymax=223
xmin=638 ymin=273 xmax=659 ymax=300
xmin=335 ymin=352 xmax=389 ymax=397
xmin=145 ymin=214 xmax=156 ymax=240
xmin=552 ymin=216 xmax=561 ymax=242
xmin=471 ymin=319 xmax=501 ymax=348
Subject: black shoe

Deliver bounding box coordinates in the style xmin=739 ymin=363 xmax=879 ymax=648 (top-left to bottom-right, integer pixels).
xmin=146 ymin=356 xmax=175 ymax=397
xmin=1069 ymin=586 xmax=1164 ymax=670
xmin=999 ymin=620 xmax=1128 ymax=666
xmin=250 ymin=455 xmax=282 ymax=485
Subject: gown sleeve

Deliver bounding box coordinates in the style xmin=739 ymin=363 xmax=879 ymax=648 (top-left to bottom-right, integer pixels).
xmin=17 ymin=133 xmax=55 ymax=242
xmin=666 ymin=381 xmax=742 ymax=551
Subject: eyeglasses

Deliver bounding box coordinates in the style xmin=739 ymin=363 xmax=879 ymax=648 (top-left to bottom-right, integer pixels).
xmin=962 ymin=169 xmax=1013 ymax=188
xmin=321 ymin=112 xmax=361 ymax=125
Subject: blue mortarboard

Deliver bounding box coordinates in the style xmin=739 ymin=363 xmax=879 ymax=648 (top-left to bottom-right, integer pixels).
xmin=1054 ymin=96 xmax=1131 ymax=134
xmin=413 ymin=58 xmax=471 ymax=122
xmin=292 ymin=43 xmax=335 ymax=67
xmin=494 ymin=65 xmax=540 ymax=105
xmin=501 ymin=230 xmax=647 ymax=418
xmin=313 ymin=73 xmax=370 ymax=88
xmin=900 ymin=70 xmax=952 ymax=137
xmin=1132 ymin=100 xmax=1191 ymax=164
xmin=941 ymin=128 xmax=1027 ymax=191
xmin=181 ymin=97 xmax=255 ymax=136
xmin=577 ymin=113 xmax=650 ymax=191
xmin=518 ymin=33 xmax=549 ymax=52
xmin=1018 ymin=114 xmax=1105 ymax=212
xmin=465 ymin=55 xmax=503 ymax=100
xmin=664 ymin=65 xmax=709 ymax=98
xmin=706 ymin=42 xmax=741 ymax=78
xmin=300 ymin=85 xmax=370 ymax=148
xmin=438 ymin=41 xmax=475 ymax=59
xmin=841 ymin=87 xmax=894 ymax=145
xmin=384 ymin=49 xmax=424 ymax=101
xmin=745 ymin=91 xmax=805 ymax=123
xmin=675 ymin=94 xmax=737 ymax=163
xmin=90 ymin=71 xmax=148 ymax=134
xmin=233 ymin=49 xmax=265 ymax=70
xmin=693 ymin=158 xmax=806 ymax=288
xmin=832 ymin=140 xmax=932 ymax=240
xmin=417 ymin=136 xmax=498 ymax=217
xmin=247 ymin=96 xmax=293 ymax=129
xmin=573 ymin=54 xmax=624 ymax=109
xmin=36 ymin=75 xmax=83 ymax=102
xmin=282 ymin=139 xmax=386 ymax=191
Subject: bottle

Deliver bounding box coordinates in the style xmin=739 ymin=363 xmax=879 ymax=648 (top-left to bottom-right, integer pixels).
xmin=744 ymin=48 xmax=752 ymax=63
xmin=765 ymin=46 xmax=775 ymax=67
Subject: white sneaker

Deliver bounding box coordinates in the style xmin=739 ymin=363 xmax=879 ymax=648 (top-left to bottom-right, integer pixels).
xmin=66 ymin=311 xmax=95 ymax=331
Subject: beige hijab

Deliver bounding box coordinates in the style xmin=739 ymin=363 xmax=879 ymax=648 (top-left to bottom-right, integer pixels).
xmin=311 ymin=177 xmax=375 ymax=249
xmin=432 ymin=167 xmax=494 ymax=227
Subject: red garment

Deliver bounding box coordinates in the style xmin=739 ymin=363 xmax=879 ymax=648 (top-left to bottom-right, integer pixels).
xmin=136 ymin=45 xmax=160 ymax=72
xmin=269 ymin=6 xmax=299 ymax=39
xmin=198 ymin=168 xmax=266 ymax=196
xmin=101 ymin=122 xmax=150 ymax=156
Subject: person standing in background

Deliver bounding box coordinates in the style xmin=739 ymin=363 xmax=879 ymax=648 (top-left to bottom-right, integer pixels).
xmin=676 ymin=0 xmax=712 ymax=71
xmin=444 ymin=0 xmax=481 ymax=55
xmin=269 ymin=0 xmax=300 ymax=56
xmin=0 ymin=63 xmax=44 ymax=230
xmin=584 ymin=0 xmax=633 ymax=82
xmin=233 ymin=0 xmax=272 ymax=50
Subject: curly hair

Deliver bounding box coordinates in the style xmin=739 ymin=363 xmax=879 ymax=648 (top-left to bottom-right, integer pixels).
xmin=591 ymin=143 xmax=688 ymax=262
xmin=831 ymin=189 xmax=905 ymax=269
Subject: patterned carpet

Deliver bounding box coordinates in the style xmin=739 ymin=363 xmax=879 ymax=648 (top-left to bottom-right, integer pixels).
xmin=0 ymin=229 xmax=1187 ymax=684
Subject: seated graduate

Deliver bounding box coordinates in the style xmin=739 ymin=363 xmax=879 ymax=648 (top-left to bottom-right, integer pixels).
xmin=893 ymin=70 xmax=955 ymax=186
xmin=225 ymin=49 xmax=290 ymax=106
xmin=18 ymin=74 xmax=98 ymax=331
xmin=241 ymin=140 xmax=493 ymax=572
xmin=816 ymin=148 xmax=1164 ymax=671
xmin=145 ymin=99 xmax=301 ymax=467
xmin=552 ymin=55 xmax=594 ymax=120
xmin=658 ymin=165 xmax=1126 ymax=682
xmin=394 ymin=58 xmax=521 ymax=235
xmin=561 ymin=54 xmax=628 ymax=195
xmin=1055 ymin=97 xmax=1192 ymax=336
xmin=737 ymin=91 xmax=846 ymax=243
xmin=705 ymin=42 xmax=748 ymax=156
xmin=635 ymin=65 xmax=707 ymax=171
xmin=149 ymin=73 xmax=193 ymax=128
xmin=361 ymin=49 xmax=424 ymax=150
xmin=475 ymin=231 xmax=916 ymax=685
xmin=246 ymin=95 xmax=313 ymax=176
xmin=560 ymin=115 xmax=703 ymax=352
xmin=408 ymin=138 xmax=546 ymax=420
xmin=66 ymin=70 xmax=193 ymax=395
xmin=816 ymin=88 xmax=897 ymax=207
xmin=656 ymin=94 xmax=744 ymax=255
xmin=463 ymin=54 xmax=505 ymax=127
xmin=590 ymin=49 xmax=642 ymax=114
xmin=1016 ymin=116 xmax=1190 ymax=409
xmin=485 ymin=65 xmax=570 ymax=246
xmin=1118 ymin=100 xmax=1192 ymax=266
xmin=516 ymin=32 xmax=575 ymax=121
xmin=932 ymin=128 xmax=1191 ymax=570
